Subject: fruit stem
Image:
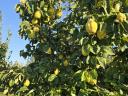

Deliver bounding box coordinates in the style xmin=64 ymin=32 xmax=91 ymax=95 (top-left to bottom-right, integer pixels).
xmin=103 ymin=6 xmax=108 ymax=16
xmin=120 ymin=23 xmax=128 ymax=32
xmin=99 ymin=22 xmax=103 ymax=31
xmin=103 ymin=0 xmax=109 ymax=16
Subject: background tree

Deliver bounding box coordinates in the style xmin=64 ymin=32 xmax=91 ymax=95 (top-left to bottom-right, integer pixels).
xmin=0 ymin=11 xmax=8 ymax=72
xmin=0 ymin=11 xmax=30 ymax=96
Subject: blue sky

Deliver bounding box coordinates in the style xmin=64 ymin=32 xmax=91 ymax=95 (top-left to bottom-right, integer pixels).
xmin=0 ymin=0 xmax=28 ymax=64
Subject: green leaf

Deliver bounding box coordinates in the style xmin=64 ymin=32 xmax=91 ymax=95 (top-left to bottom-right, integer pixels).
xmin=43 ymin=5 xmax=48 ymax=11
xmin=71 ymin=87 xmax=77 ymax=96
xmin=19 ymin=8 xmax=24 ymax=16
xmin=69 ymin=28 xmax=75 ymax=34
xmin=40 ymin=1 xmax=45 ymax=8
xmin=20 ymin=21 xmax=30 ymax=29
xmin=79 ymin=37 xmax=84 ymax=45
xmin=86 ymin=55 xmax=90 ymax=64
xmin=70 ymin=2 xmax=78 ymax=9
xmin=73 ymin=70 xmax=82 ymax=81
xmin=26 ymin=2 xmax=32 ymax=14
xmin=81 ymin=69 xmax=98 ymax=85
xmin=74 ymin=70 xmax=82 ymax=75
xmin=81 ymin=45 xmax=90 ymax=56
xmin=91 ymin=40 xmax=97 ymax=45
xmin=93 ymin=45 xmax=101 ymax=54
xmin=14 ymin=78 xmax=19 ymax=84
xmin=120 ymin=45 xmax=128 ymax=52
xmin=81 ymin=70 xmax=90 ymax=82
xmin=15 ymin=4 xmax=20 ymax=13
xmin=0 ymin=72 xmax=4 ymax=78
xmin=3 ymin=88 xmax=8 ymax=95
xmin=18 ymin=86 xmax=28 ymax=92
xmin=103 ymin=46 xmax=115 ymax=56
xmin=48 ymin=74 xmax=57 ymax=82
xmin=9 ymin=80 xmax=15 ymax=87
xmin=1 ymin=73 xmax=8 ymax=80
xmin=26 ymin=89 xmax=35 ymax=96
xmin=96 ymin=57 xmax=106 ymax=68
xmin=81 ymin=71 xmax=86 ymax=82
xmin=88 ymin=44 xmax=95 ymax=54
xmin=90 ymin=69 xmax=98 ymax=80
xmin=90 ymin=56 xmax=97 ymax=65
xmin=18 ymin=74 xmax=22 ymax=82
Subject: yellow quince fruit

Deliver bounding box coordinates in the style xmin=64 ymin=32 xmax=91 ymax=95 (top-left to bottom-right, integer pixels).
xmin=24 ymin=79 xmax=30 ymax=87
xmin=89 ymin=79 xmax=97 ymax=85
xmin=34 ymin=10 xmax=42 ymax=19
xmin=86 ymin=18 xmax=98 ymax=35
xmin=56 ymin=8 xmax=62 ymax=18
xmin=48 ymin=7 xmax=55 ymax=16
xmin=32 ymin=18 xmax=38 ymax=25
xmin=117 ymin=12 xmax=126 ymax=22
xmin=47 ymin=47 xmax=52 ymax=54
xmin=33 ymin=26 xmax=40 ymax=33
xmin=54 ymin=68 xmax=60 ymax=75
xmin=64 ymin=59 xmax=69 ymax=66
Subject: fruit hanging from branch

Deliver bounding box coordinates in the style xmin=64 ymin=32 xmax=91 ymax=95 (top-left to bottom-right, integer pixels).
xmin=86 ymin=18 xmax=98 ymax=35
xmin=116 ymin=12 xmax=126 ymax=22
xmin=97 ymin=22 xmax=106 ymax=40
xmin=32 ymin=18 xmax=38 ymax=25
xmin=34 ymin=10 xmax=42 ymax=19
xmin=48 ymin=7 xmax=55 ymax=16
xmin=24 ymin=79 xmax=30 ymax=87
xmin=64 ymin=59 xmax=69 ymax=67
xmin=54 ymin=68 xmax=60 ymax=75
xmin=33 ymin=26 xmax=40 ymax=33
xmin=56 ymin=8 xmax=62 ymax=18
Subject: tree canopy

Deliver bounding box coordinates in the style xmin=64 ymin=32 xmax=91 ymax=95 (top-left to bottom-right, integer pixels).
xmin=0 ymin=0 xmax=128 ymax=95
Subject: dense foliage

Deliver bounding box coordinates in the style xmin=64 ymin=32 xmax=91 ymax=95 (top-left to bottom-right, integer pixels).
xmin=0 ymin=0 xmax=128 ymax=96
xmin=0 ymin=13 xmax=30 ymax=96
